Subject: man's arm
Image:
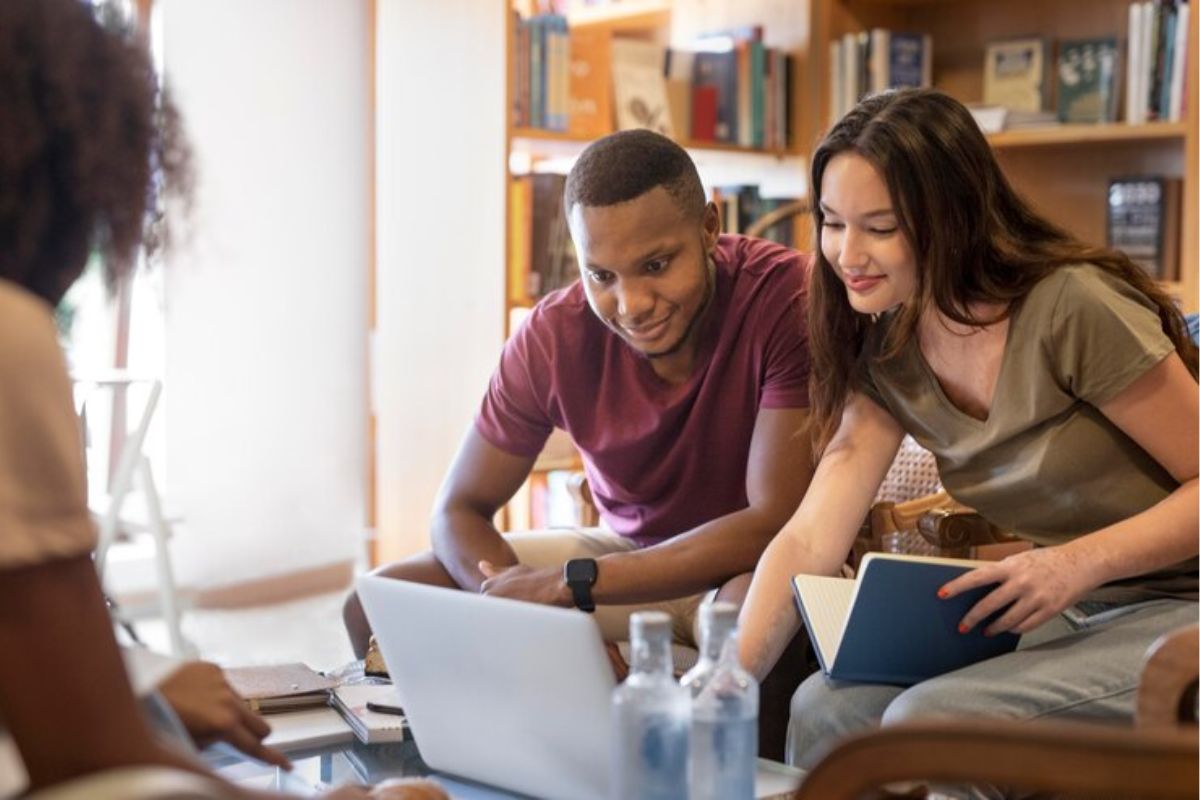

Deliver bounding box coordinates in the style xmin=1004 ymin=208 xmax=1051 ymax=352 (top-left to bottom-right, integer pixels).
xmin=481 ymin=407 xmax=814 ymax=605
xmin=430 ymin=427 xmax=539 ymax=592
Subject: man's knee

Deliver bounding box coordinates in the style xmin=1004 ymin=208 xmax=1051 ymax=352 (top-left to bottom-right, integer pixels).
xmin=342 ymin=551 xmax=457 ymax=657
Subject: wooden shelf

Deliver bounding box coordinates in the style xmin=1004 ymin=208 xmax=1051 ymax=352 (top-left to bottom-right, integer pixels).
xmin=567 ymin=0 xmax=671 ymax=31
xmin=987 ymin=122 xmax=1187 ymax=149
xmin=512 ymin=126 xmax=796 ymax=158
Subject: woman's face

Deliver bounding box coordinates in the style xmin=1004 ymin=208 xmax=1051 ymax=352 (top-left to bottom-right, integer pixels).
xmin=818 ymin=152 xmax=918 ymax=315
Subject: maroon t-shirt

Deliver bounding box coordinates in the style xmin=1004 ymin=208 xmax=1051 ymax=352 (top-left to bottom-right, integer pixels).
xmin=476 ymin=235 xmax=812 ymax=547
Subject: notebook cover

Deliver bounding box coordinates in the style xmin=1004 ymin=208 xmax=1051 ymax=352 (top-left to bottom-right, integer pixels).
xmin=832 ymin=555 xmax=1019 ymax=686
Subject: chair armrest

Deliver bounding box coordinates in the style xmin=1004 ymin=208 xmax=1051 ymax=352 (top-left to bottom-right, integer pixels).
xmin=915 ymin=508 xmax=1017 ymax=552
xmin=1138 ymin=625 xmax=1200 ymax=728
xmin=795 ymin=719 xmax=1199 ymax=800
xmin=565 ymin=472 xmax=600 ymax=528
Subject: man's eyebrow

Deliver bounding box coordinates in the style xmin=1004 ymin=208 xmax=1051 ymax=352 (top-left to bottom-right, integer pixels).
xmin=585 ymin=243 xmax=680 ymax=272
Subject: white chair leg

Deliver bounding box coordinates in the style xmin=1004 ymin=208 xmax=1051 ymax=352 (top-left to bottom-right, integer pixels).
xmin=137 ymin=455 xmax=188 ymax=657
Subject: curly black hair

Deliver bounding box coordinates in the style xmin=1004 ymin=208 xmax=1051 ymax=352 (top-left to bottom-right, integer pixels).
xmin=0 ymin=0 xmax=191 ymax=306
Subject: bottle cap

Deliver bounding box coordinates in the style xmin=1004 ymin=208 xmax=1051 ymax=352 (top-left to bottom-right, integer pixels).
xmin=630 ymin=610 xmax=671 ymax=641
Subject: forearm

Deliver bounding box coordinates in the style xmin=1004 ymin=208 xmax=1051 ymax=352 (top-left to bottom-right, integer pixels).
xmin=0 ymin=557 xmax=224 ymax=790
xmin=737 ymin=533 xmax=811 ymax=681
xmin=430 ymin=506 xmax=519 ymax=592
xmin=592 ymin=506 xmax=782 ymax=604
xmin=1063 ymin=478 xmax=1199 ymax=589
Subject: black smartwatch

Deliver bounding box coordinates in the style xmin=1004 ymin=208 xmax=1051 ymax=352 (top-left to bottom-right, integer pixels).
xmin=564 ymin=558 xmax=598 ymax=613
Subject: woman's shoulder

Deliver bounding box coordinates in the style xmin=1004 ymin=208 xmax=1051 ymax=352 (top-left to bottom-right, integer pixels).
xmin=1023 ymin=263 xmax=1152 ymax=319
xmin=0 ymin=280 xmax=62 ymax=374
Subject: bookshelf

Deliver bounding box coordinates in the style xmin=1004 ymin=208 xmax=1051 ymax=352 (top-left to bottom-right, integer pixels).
xmin=809 ymin=0 xmax=1198 ymax=312
xmin=499 ymin=0 xmax=1197 ymax=528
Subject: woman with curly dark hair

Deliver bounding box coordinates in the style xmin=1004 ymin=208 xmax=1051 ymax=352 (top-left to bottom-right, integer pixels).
xmin=0 ymin=2 xmax=443 ymax=797
xmin=735 ymin=89 xmax=1198 ymax=769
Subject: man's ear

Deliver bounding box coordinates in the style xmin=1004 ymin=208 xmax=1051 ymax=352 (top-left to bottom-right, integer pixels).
xmin=701 ymin=201 xmax=721 ymax=251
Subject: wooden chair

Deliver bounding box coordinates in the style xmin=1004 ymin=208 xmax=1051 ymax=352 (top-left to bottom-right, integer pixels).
xmin=788 ymin=625 xmax=1200 ymax=800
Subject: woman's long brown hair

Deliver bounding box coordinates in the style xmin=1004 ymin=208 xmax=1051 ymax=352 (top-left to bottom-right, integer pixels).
xmin=807 ymin=89 xmax=1197 ymax=455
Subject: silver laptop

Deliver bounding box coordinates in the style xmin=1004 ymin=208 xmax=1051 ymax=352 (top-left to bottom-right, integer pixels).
xmin=356 ymin=576 xmax=805 ymax=800
xmin=356 ymin=576 xmax=615 ymax=800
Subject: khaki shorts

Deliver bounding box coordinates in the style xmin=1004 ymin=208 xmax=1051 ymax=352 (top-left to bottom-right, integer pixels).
xmin=506 ymin=527 xmax=712 ymax=646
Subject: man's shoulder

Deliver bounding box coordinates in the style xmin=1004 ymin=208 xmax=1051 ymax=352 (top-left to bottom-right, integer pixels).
xmin=508 ymin=281 xmax=598 ymax=362
xmin=716 ymin=234 xmax=812 ymax=283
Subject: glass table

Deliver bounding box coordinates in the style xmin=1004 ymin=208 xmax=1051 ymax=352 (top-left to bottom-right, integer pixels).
xmin=206 ymin=735 xmax=806 ymax=799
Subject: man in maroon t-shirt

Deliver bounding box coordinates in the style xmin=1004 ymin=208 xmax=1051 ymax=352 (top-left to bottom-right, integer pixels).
xmin=343 ymin=130 xmax=815 ymax=756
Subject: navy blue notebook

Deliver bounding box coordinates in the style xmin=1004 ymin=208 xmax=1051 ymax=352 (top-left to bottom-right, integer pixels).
xmin=791 ymin=553 xmax=1020 ymax=686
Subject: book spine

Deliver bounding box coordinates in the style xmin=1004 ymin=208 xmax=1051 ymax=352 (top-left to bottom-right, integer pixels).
xmin=1126 ymin=3 xmax=1142 ymax=123
xmin=751 ymin=40 xmax=765 ymax=149
xmin=1159 ymin=4 xmax=1178 ymax=122
xmin=736 ymin=40 xmax=752 ymax=147
xmin=1168 ymin=1 xmax=1189 ymax=120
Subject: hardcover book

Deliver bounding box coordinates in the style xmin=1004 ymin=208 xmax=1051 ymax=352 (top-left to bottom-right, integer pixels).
xmin=983 ymin=37 xmax=1048 ymax=112
xmin=610 ymin=37 xmax=674 ymax=137
xmin=792 ymin=553 xmax=1020 ymax=686
xmin=224 ymin=662 xmax=338 ymax=713
xmin=568 ymin=24 xmax=612 ymax=138
xmin=1056 ymin=37 xmax=1121 ymax=123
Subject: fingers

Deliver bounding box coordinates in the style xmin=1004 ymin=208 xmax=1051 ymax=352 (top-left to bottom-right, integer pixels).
xmin=955 ymin=582 xmax=1020 ymax=634
xmin=237 ymin=701 xmax=272 ymax=739
xmin=372 ymin=779 xmax=449 ymax=799
xmin=224 ymin=720 xmax=293 ymax=770
xmin=478 ymin=560 xmax=496 ymax=578
xmin=938 ymin=563 xmax=1002 ymax=599
xmin=605 ymin=642 xmax=629 ymax=682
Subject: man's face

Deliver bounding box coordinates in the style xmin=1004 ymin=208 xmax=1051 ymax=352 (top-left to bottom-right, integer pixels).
xmin=569 ymin=186 xmax=719 ymax=361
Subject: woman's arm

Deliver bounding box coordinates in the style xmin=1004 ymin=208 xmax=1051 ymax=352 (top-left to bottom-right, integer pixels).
xmin=946 ymin=353 xmax=1199 ymax=635
xmin=738 ymin=394 xmax=905 ymax=680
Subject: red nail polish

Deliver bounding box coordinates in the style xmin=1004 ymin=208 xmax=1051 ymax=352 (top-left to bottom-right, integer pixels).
xmin=937 ymin=587 xmax=949 ymax=599
xmin=958 ymin=623 xmax=969 ymax=634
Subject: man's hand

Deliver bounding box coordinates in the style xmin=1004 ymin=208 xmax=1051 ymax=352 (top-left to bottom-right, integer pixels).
xmin=604 ymin=642 xmax=629 ymax=683
xmin=939 ymin=545 xmax=1100 ymax=637
xmin=156 ymin=661 xmax=292 ymax=770
xmin=478 ymin=561 xmax=572 ymax=606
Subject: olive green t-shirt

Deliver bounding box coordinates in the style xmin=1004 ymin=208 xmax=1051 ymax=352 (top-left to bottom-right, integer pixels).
xmin=859 ymin=264 xmax=1197 ymax=601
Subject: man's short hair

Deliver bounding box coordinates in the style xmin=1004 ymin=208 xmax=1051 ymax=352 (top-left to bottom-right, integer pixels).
xmin=564 ymin=129 xmax=706 ymax=220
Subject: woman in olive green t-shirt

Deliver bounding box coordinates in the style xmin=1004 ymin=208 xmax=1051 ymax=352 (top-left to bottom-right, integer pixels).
xmin=737 ymin=89 xmax=1199 ymax=768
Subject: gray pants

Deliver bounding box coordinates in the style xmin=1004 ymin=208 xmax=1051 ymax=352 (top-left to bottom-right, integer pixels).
xmin=787 ymin=598 xmax=1198 ymax=770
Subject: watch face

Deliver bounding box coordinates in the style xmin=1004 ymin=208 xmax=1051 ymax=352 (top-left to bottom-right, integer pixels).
xmin=566 ymin=558 xmax=597 ymax=584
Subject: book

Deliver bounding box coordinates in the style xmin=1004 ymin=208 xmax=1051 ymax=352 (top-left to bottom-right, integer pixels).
xmin=330 ymin=685 xmax=410 ymax=745
xmin=567 ymin=24 xmax=613 ymax=139
xmin=692 ymin=49 xmax=738 ymax=142
xmin=261 ymin=707 xmax=354 ymax=752
xmin=791 ymin=553 xmax=1020 ymax=686
xmin=224 ymin=663 xmax=338 ymax=714
xmin=1107 ymin=176 xmax=1181 ymax=280
xmin=1056 ymin=37 xmax=1121 ymax=123
xmin=983 ymin=37 xmax=1048 ymax=112
xmin=609 ymin=37 xmax=674 ymax=137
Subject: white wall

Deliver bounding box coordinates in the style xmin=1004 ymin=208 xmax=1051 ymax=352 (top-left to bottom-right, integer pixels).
xmin=374 ymin=0 xmax=507 ymax=561
xmin=159 ymin=0 xmax=370 ymax=587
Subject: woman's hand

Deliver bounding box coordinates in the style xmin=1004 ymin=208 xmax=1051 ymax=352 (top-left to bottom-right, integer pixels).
xmin=939 ymin=545 xmax=1101 ymax=637
xmin=320 ymin=779 xmax=448 ymax=799
xmin=156 ymin=661 xmax=292 ymax=769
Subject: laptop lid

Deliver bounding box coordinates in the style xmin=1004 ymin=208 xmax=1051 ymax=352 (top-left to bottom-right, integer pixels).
xmin=356 ymin=576 xmax=615 ymax=800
